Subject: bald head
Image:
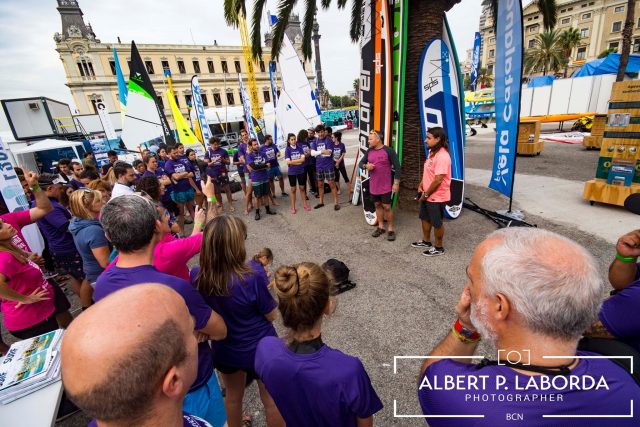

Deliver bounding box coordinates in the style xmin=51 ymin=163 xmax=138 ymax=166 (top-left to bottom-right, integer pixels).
xmin=62 ymin=284 xmax=197 ymax=423
xmin=474 ymin=227 xmax=602 ymax=341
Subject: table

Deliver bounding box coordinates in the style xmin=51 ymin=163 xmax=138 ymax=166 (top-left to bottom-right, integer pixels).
xmin=0 ymin=380 xmax=64 ymax=427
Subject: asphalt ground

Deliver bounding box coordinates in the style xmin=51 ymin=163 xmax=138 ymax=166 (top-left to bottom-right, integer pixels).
xmin=0 ymin=126 xmax=630 ymax=426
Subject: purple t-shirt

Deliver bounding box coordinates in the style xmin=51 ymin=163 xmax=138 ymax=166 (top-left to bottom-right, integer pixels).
xmin=143 ymin=167 xmax=172 ymax=201
xmin=94 ymin=264 xmax=214 ymax=391
xmin=333 ymin=142 xmax=346 ymax=166
xmin=237 ymin=142 xmax=248 ymax=173
xmin=285 ymin=144 xmax=306 ymax=176
xmin=255 ymin=337 xmax=383 ymax=425
xmin=262 ymin=144 xmax=279 ymax=167
xmin=245 ymin=149 xmax=269 ymax=183
xmin=165 ymin=158 xmax=193 ymax=192
xmin=33 ymin=198 xmax=76 ymax=254
xmin=68 ymin=179 xmax=85 ymax=191
xmin=600 ymin=264 xmax=640 ymax=352
xmin=367 ymin=147 xmax=393 ymax=195
xmin=88 ymin=412 xmax=212 ymax=427
xmin=190 ymin=264 xmax=277 ymax=371
xmin=301 ymin=141 xmax=313 ymax=167
xmin=204 ymin=148 xmax=229 ymax=177
xmin=419 ymin=352 xmax=640 ymax=426
xmin=311 ymin=136 xmax=335 ymax=171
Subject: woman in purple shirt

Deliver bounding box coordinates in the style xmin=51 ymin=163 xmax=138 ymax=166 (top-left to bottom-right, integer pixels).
xmin=193 ymin=216 xmax=284 ymax=427
xmin=255 ymin=262 xmax=383 ymax=426
xmin=284 ymin=133 xmax=311 ymax=214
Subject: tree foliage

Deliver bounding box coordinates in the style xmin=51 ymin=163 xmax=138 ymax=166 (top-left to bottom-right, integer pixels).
xmin=524 ymin=30 xmax=564 ymax=76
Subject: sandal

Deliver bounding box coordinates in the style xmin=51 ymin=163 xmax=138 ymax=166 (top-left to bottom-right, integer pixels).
xmin=371 ymin=228 xmax=385 ymax=238
xmin=387 ymin=231 xmax=396 ymax=241
xmin=290 ymin=208 xmax=297 ymax=215
xmin=303 ymin=204 xmax=312 ymax=211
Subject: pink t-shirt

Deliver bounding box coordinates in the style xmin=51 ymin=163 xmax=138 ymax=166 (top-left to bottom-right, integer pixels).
xmin=1 ymin=210 xmax=32 ymax=252
xmin=0 ymin=253 xmax=55 ymax=331
xmin=154 ymin=233 xmax=203 ymax=282
xmin=422 ymin=149 xmax=452 ymax=203
xmin=368 ymin=148 xmax=393 ymax=195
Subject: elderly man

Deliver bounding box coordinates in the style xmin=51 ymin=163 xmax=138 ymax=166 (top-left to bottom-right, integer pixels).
xmin=62 ymin=284 xmax=212 ymax=426
xmin=357 ymin=130 xmax=401 ymax=241
xmin=419 ymin=228 xmax=640 ymax=425
xmin=94 ymin=194 xmax=226 ymax=426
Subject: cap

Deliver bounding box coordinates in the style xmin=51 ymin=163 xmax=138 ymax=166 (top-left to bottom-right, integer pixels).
xmin=38 ymin=173 xmax=65 ymax=187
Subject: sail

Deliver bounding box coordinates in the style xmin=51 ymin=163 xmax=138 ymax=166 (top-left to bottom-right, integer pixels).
xmin=238 ymin=74 xmax=259 ymax=141
xmin=167 ymin=89 xmax=205 ymax=156
xmin=277 ymin=33 xmax=322 ymax=127
xmin=120 ymin=41 xmax=176 ymax=150
xmin=113 ymin=48 xmax=128 ymax=127
xmin=191 ymin=76 xmax=212 ymax=144
xmin=274 ymin=89 xmax=314 ymax=136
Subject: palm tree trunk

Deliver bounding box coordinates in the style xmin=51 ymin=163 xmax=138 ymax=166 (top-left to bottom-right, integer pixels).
xmin=616 ymin=0 xmax=636 ymax=82
xmin=402 ymin=0 xmax=451 ymax=191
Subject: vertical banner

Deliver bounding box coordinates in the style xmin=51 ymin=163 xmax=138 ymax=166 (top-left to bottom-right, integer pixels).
xmin=191 ymin=76 xmax=212 ymax=145
xmin=0 ymin=136 xmax=29 ymax=212
xmin=113 ymin=48 xmax=128 ymax=127
xmin=238 ymin=74 xmax=259 ymax=141
xmin=96 ymin=101 xmax=118 ymax=141
xmin=489 ymin=0 xmax=523 ymax=199
xmin=470 ymin=32 xmax=481 ymax=91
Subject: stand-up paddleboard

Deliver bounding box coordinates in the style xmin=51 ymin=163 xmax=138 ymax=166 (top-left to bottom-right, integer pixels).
xmin=390 ymin=0 xmax=408 ymax=209
xmin=356 ymin=0 xmax=393 ymax=225
xmin=443 ymin=16 xmax=467 ymax=149
xmin=418 ymin=38 xmax=465 ymax=219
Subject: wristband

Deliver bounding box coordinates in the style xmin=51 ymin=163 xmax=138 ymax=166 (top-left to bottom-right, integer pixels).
xmin=194 ymin=221 xmax=205 ymax=228
xmin=615 ymin=252 xmax=638 ymax=263
xmin=207 ymin=197 xmax=217 ymax=203
xmin=31 ymin=185 xmax=41 ymax=192
xmin=453 ymin=318 xmax=481 ymax=342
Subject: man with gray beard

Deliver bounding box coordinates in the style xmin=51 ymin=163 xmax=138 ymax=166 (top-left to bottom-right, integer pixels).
xmin=418 ymin=228 xmax=640 ymax=426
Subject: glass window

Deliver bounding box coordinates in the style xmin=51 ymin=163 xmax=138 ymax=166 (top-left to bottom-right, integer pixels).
xmin=263 ymin=90 xmax=270 ymax=103
xmin=161 ymin=60 xmax=170 ymax=73
xmin=90 ymin=99 xmax=103 ymax=114
xmin=213 ymin=93 xmax=222 ymax=106
xmin=221 ymin=60 xmax=229 ymax=74
xmin=580 ymin=28 xmax=589 ymax=38
xmin=193 ymin=61 xmax=201 ymax=74
xmin=145 ymin=61 xmax=154 ymax=74
xmin=633 ymin=38 xmax=640 ymax=53
xmin=612 ymin=21 xmax=622 ymax=32
xmin=109 ymin=60 xmax=116 ymax=75
xmin=489 ymin=49 xmax=495 ymax=58
xmin=561 ymin=18 xmax=570 ymax=25
xmin=234 ymin=61 xmax=242 ymax=73
xmin=609 ymin=42 xmax=619 ymax=51
xmin=487 ymin=64 xmax=494 ymax=74
xmin=177 ymin=61 xmax=186 ymax=74
xmin=174 ymin=95 xmax=180 ymax=107
xmin=157 ymin=95 xmax=164 ymax=110
xmin=185 ymin=95 xmax=192 ymax=106
xmin=528 ymin=39 xmax=536 ymax=48
xmin=207 ymin=60 xmax=214 ymax=73
xmin=614 ymin=6 xmax=624 ymax=13
xmin=259 ymin=61 xmax=266 ymax=73
xmin=582 ymin=13 xmax=591 ymax=19
xmin=201 ymin=94 xmax=209 ymax=107
xmin=576 ymin=47 xmax=587 ymax=59
xmin=226 ymin=92 xmax=235 ymax=105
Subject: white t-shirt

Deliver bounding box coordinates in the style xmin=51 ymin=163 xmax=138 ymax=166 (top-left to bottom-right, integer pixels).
xmin=110 ymin=181 xmax=134 ymax=199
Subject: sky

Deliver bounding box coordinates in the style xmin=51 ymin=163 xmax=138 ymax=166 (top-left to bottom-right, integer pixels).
xmin=0 ymin=0 xmax=485 ymax=132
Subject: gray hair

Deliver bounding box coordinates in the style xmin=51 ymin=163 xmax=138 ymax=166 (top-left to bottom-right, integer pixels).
xmin=481 ymin=228 xmax=602 ymax=341
xmin=101 ymin=195 xmax=159 ymax=253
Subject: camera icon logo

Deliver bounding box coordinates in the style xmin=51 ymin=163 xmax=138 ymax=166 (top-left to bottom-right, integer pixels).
xmin=497 ymin=349 xmax=531 ymax=365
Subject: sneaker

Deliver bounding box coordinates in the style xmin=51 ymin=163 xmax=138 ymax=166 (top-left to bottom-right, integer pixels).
xmin=411 ymin=240 xmax=433 ymax=249
xmin=281 ymin=192 xmax=289 ymax=197
xmin=266 ymin=207 xmax=277 ymax=215
xmin=387 ymin=231 xmax=396 ymax=241
xmin=371 ymin=228 xmax=385 ymax=238
xmin=334 ymin=204 xmax=341 ymax=211
xmin=314 ymin=203 xmax=325 ymax=209
xmin=255 ymin=210 xmax=261 ymax=221
xmin=423 ymin=247 xmax=445 ymax=257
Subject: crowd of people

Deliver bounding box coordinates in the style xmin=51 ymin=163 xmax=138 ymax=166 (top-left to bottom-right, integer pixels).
xmin=0 ymin=124 xmax=638 ymax=426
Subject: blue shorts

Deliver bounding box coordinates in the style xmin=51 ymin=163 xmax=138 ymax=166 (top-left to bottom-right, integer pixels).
xmin=171 ymin=188 xmax=195 ymax=203
xmin=268 ymin=165 xmax=282 ymax=178
xmin=183 ymin=372 xmax=227 ymax=427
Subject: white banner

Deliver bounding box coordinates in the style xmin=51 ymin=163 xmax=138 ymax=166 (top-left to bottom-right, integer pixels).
xmin=96 ymin=101 xmax=118 ymax=141
xmin=0 ymin=136 xmax=30 ymax=212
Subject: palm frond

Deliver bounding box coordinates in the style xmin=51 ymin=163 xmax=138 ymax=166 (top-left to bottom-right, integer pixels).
xmin=271 ymin=0 xmax=299 ymax=60
xmin=321 ymin=0 xmax=332 ymax=9
xmin=349 ymin=0 xmax=363 ymax=43
xmin=301 ymin=0 xmax=318 ymax=61
xmin=224 ymin=0 xmax=246 ymax=27
xmin=481 ymin=0 xmax=498 ymax=32
xmin=535 ymin=0 xmax=557 ymax=31
xmin=337 ymin=0 xmax=348 ymax=8
xmin=250 ymin=0 xmax=269 ymax=60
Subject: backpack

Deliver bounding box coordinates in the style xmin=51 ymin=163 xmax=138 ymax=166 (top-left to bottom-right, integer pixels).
xmin=577 ymin=337 xmax=640 ymax=386
xmin=322 ymin=259 xmax=356 ymax=295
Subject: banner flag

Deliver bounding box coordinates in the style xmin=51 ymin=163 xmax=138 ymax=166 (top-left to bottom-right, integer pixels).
xmin=113 ymin=48 xmax=128 ymax=126
xmin=238 ymin=74 xmax=259 ymax=141
xmin=470 ymin=32 xmax=481 ymax=91
xmin=489 ymin=0 xmax=524 ymax=199
xmin=191 ymin=76 xmax=212 ymax=145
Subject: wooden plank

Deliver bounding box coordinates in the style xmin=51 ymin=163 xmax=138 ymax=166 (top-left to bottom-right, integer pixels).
xmin=583 ymin=179 xmax=640 ymax=206
xmin=583 ymin=135 xmax=602 ymax=149
xmin=517 ymin=140 xmax=544 ymax=156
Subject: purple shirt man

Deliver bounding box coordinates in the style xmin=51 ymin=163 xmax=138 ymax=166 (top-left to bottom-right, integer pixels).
xmin=599 ymin=263 xmax=640 ymax=352
xmin=33 ymin=197 xmax=76 ymax=254
xmin=311 ymin=136 xmax=335 ymax=171
xmin=204 ymin=147 xmax=229 ymax=177
xmin=236 ymin=141 xmax=248 ymax=174
xmin=165 ymin=159 xmax=193 ymax=192
xmin=245 ymin=149 xmax=270 ymax=183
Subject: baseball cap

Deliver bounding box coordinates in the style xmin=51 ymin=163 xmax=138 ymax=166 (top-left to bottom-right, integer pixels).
xmin=38 ymin=173 xmax=65 ymax=187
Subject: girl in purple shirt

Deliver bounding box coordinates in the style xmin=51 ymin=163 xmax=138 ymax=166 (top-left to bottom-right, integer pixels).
xmin=255 ymin=262 xmax=383 ymax=426
xmin=284 ymin=133 xmax=311 ymax=214
xmin=193 ymin=216 xmax=284 ymax=427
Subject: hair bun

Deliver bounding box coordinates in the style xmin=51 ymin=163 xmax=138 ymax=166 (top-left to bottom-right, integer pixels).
xmin=274 ymin=265 xmax=299 ymax=298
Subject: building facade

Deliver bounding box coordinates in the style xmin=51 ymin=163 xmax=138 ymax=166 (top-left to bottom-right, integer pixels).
xmin=53 ymin=0 xmax=317 ymax=127
xmin=479 ymin=0 xmax=640 ymax=77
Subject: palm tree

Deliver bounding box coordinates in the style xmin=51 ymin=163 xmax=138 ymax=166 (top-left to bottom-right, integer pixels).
xmin=524 ymin=30 xmax=564 ymax=76
xmin=225 ymin=0 xmax=462 ymax=191
xmin=617 ymin=0 xmax=637 ymax=82
xmin=476 ymin=68 xmax=494 ymax=88
xmin=535 ymin=0 xmax=558 ymax=31
xmin=353 ymin=78 xmax=359 ymax=95
xmin=558 ymin=27 xmax=580 ymax=77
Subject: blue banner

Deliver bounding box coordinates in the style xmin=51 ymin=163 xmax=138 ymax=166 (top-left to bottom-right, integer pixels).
xmin=489 ymin=0 xmax=523 ymax=199
xmin=113 ymin=48 xmax=128 ymax=126
xmin=470 ymin=32 xmax=481 ymax=91
xmin=269 ymin=61 xmax=278 ymax=107
xmin=191 ymin=76 xmax=212 ymax=143
xmin=238 ymin=74 xmax=259 ymax=141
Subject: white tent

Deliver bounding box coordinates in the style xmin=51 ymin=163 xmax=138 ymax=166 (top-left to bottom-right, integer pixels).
xmin=8 ymin=139 xmax=84 ymax=170
xmin=204 ymin=106 xmax=246 ymax=124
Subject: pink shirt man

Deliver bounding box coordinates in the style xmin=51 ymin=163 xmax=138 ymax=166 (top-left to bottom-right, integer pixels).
xmin=422 ymin=149 xmax=452 ymax=203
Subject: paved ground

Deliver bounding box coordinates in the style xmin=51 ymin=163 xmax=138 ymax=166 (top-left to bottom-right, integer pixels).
xmin=1 ymin=126 xmax=632 ymax=426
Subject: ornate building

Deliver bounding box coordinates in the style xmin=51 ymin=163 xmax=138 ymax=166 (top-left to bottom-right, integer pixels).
xmin=478 ymin=0 xmax=640 ymax=78
xmin=54 ymin=0 xmax=319 ymax=126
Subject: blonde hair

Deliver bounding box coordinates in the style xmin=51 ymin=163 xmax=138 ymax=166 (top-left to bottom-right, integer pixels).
xmin=69 ymin=189 xmax=103 ymax=219
xmin=87 ymin=179 xmax=112 ymax=194
xmin=0 ymin=241 xmax=27 ymax=264
xmin=274 ymin=262 xmax=333 ymax=332
xmin=252 ymin=247 xmax=273 ymax=263
xmin=196 ymin=216 xmax=252 ymax=296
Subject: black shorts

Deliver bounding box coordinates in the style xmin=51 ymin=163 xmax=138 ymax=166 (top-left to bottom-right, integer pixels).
xmin=215 ymin=361 xmax=259 ymax=383
xmin=53 ymin=251 xmax=85 ymax=280
xmin=288 ymin=173 xmax=306 ymax=187
xmin=420 ymin=201 xmax=445 ymax=228
xmin=212 ymin=174 xmax=229 ymax=193
xmin=9 ymin=280 xmax=70 ymax=339
xmin=253 ymin=181 xmax=270 ymax=198
xmin=371 ymin=192 xmax=392 ymax=205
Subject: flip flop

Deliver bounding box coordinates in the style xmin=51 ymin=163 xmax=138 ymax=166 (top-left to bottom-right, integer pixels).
xmin=303 ymin=205 xmax=312 ymax=211
xmin=290 ymin=208 xmax=297 ymax=215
